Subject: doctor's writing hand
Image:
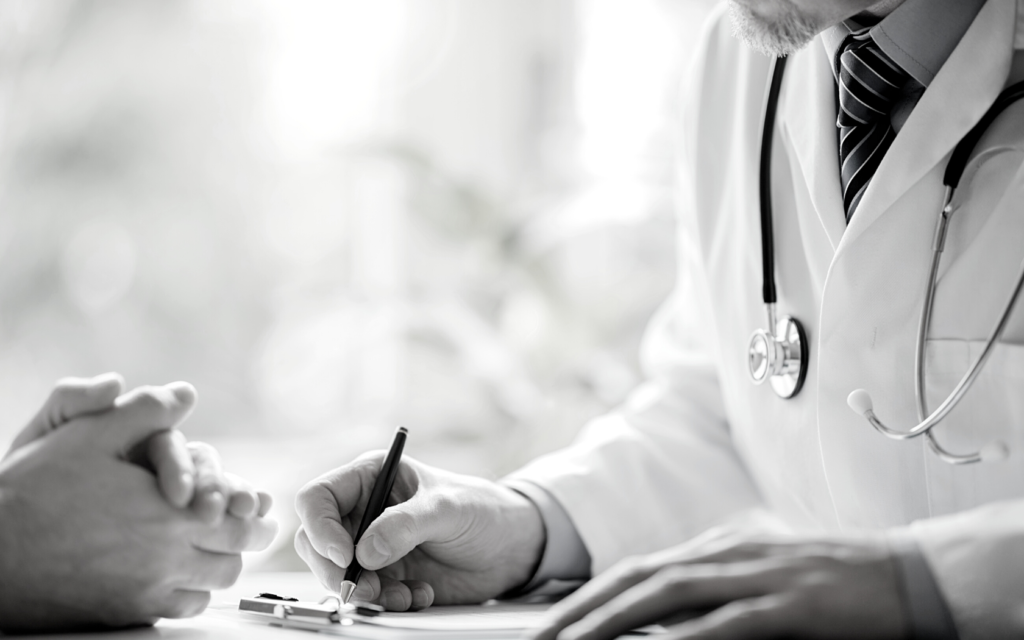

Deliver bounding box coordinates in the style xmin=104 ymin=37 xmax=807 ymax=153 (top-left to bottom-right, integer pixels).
xmin=528 ymin=530 xmax=908 ymax=640
xmin=0 ymin=382 xmax=279 ymax=633
xmin=295 ymin=453 xmax=544 ymax=611
xmin=3 ymin=373 xmax=272 ymax=522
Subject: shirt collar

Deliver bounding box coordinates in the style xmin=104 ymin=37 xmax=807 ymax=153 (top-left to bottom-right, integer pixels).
xmin=822 ymin=0 xmax=987 ymax=87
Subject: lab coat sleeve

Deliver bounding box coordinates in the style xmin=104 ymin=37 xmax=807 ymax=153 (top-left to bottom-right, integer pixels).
xmin=503 ymin=242 xmax=763 ymax=575
xmin=907 ymin=500 xmax=1024 ymax=638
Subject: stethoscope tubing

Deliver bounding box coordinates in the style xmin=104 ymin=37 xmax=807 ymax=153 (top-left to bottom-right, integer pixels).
xmin=756 ymin=54 xmax=1024 ymax=464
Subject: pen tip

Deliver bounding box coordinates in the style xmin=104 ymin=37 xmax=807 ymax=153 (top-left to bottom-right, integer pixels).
xmin=339 ymin=581 xmax=356 ymax=605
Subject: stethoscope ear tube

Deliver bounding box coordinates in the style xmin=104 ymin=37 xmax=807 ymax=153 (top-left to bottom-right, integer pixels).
xmin=758 ymin=56 xmax=788 ymax=306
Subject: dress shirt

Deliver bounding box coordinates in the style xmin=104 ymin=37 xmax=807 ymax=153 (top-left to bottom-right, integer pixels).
xmin=506 ymin=2 xmax=989 ymax=638
xmin=821 ymin=0 xmax=987 ymax=132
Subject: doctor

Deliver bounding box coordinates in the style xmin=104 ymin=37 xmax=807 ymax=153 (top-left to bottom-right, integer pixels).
xmin=295 ymin=0 xmax=1024 ymax=637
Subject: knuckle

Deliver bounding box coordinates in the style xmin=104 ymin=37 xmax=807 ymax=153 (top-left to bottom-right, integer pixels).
xmin=294 ymin=527 xmax=311 ymax=556
xmin=656 ymin=565 xmax=694 ymax=591
xmin=428 ymin=490 xmax=459 ymax=516
xmin=188 ymin=440 xmax=217 ymax=457
xmin=127 ymin=386 xmax=176 ymax=421
xmin=188 ymin=441 xmax=221 ymax=473
xmin=294 ymin=482 xmax=327 ymax=519
xmin=615 ymin=555 xmax=649 ymax=579
xmin=354 ymin=450 xmax=388 ymax=466
xmin=52 ymin=377 xmax=81 ymax=395
xmin=387 ymin=510 xmax=419 ymax=546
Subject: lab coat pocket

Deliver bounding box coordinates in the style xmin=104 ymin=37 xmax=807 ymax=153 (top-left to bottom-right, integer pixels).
xmin=922 ymin=339 xmax=1024 ymax=517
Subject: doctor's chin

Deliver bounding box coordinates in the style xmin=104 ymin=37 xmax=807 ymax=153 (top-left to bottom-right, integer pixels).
xmin=1 ymin=0 xmax=1023 ymax=638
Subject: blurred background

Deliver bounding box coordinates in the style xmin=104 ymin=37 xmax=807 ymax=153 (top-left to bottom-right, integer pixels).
xmin=0 ymin=0 xmax=715 ymax=569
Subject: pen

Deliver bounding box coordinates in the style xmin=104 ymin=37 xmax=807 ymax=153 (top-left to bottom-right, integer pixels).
xmin=338 ymin=426 xmax=408 ymax=605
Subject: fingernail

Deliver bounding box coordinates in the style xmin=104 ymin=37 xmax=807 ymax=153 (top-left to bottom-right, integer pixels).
xmin=360 ymin=534 xmax=391 ymax=565
xmin=327 ymin=546 xmax=349 ymax=568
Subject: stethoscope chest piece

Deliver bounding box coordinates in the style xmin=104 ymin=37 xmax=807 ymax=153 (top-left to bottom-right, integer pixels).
xmin=748 ymin=313 xmax=808 ymax=399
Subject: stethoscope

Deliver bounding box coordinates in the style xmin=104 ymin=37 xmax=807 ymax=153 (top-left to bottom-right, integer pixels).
xmin=749 ymin=55 xmax=1024 ymax=465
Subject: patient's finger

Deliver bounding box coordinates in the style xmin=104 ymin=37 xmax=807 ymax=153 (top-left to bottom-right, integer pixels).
xmin=194 ymin=513 xmax=279 ymax=554
xmin=177 ymin=550 xmax=245 ymax=592
xmin=189 ymin=441 xmax=228 ymax=524
xmin=90 ymin=382 xmax=198 ymax=456
xmin=160 ymin=590 xmax=213 ymax=620
xmin=257 ymin=491 xmax=274 ymax=517
xmin=224 ymin=472 xmax=260 ymax=519
xmin=148 ymin=430 xmax=196 ymax=508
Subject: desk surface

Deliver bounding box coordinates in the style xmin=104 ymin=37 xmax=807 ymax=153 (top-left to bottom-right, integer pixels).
xmin=15 ymin=572 xmax=347 ymax=639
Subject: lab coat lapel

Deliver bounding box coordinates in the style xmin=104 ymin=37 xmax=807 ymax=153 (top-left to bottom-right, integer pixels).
xmin=841 ymin=0 xmax=1016 ymax=248
xmin=780 ymin=42 xmax=846 ymax=253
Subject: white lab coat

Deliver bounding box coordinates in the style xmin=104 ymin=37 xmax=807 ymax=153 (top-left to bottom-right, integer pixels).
xmin=509 ymin=0 xmax=1024 ymax=636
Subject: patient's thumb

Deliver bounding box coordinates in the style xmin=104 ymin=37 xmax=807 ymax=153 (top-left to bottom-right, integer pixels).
xmin=8 ymin=373 xmax=125 ymax=453
xmin=100 ymin=382 xmax=198 ymax=455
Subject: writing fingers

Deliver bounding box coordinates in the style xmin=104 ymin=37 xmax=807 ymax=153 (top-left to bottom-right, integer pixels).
xmin=295 ymin=528 xmax=381 ymax=601
xmin=377 ymin=577 xmax=434 ymax=611
xmin=295 ymin=480 xmax=357 ymax=569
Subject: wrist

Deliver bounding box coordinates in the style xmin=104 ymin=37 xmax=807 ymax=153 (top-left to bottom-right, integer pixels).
xmin=496 ymin=484 xmax=546 ymax=593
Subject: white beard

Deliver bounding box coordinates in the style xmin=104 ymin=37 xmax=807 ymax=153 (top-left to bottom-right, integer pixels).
xmin=727 ymin=0 xmax=822 ymax=57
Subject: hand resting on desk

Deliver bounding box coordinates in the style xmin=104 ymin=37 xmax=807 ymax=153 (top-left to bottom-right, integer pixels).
xmin=295 ymin=453 xmax=545 ymax=611
xmin=0 ymin=376 xmax=279 ymax=633
xmin=526 ymin=527 xmax=908 ymax=640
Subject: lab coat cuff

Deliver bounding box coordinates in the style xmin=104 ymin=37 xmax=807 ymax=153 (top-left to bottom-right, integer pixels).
xmin=888 ymin=529 xmax=960 ymax=640
xmin=500 ymin=479 xmax=591 ymax=599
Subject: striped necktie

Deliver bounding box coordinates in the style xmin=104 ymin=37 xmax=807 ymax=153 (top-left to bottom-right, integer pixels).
xmin=837 ymin=32 xmax=909 ymax=220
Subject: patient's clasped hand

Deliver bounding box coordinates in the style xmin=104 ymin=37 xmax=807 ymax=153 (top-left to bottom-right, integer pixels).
xmin=0 ymin=373 xmax=278 ymax=633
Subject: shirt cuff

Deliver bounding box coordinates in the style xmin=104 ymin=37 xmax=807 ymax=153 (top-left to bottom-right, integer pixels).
xmin=502 ymin=479 xmax=591 ymax=597
xmin=888 ymin=530 xmax=960 ymax=639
